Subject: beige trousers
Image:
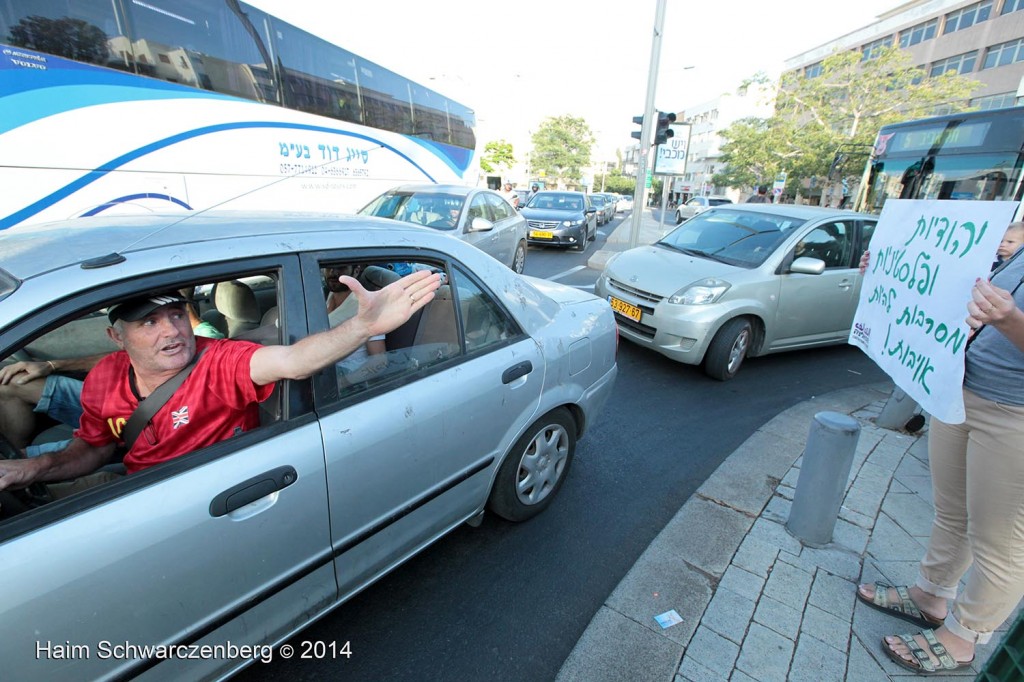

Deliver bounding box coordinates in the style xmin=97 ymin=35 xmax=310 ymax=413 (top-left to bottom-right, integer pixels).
xmin=918 ymin=388 xmax=1024 ymax=644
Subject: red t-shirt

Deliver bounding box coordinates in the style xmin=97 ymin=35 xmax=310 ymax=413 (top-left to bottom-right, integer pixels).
xmin=75 ymin=337 xmax=274 ymax=474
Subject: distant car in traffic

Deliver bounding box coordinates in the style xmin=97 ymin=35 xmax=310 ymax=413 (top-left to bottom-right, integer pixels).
xmin=616 ymin=195 xmax=634 ymax=213
xmin=520 ymin=191 xmax=598 ymax=252
xmin=359 ymin=184 xmax=528 ymax=273
xmin=589 ymin=194 xmax=615 ymax=226
xmin=0 ymin=211 xmax=618 ymax=681
xmin=675 ymin=195 xmax=732 ymax=224
xmin=596 ymin=204 xmax=877 ymax=379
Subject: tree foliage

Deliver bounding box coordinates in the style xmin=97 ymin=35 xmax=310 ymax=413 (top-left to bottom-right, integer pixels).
xmin=715 ymin=47 xmax=980 ymax=194
xmin=479 ymin=140 xmax=515 ymax=174
xmin=529 ymin=116 xmax=594 ymax=185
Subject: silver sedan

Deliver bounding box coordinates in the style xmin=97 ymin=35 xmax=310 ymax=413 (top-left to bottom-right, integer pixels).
xmin=0 ymin=212 xmax=616 ymax=680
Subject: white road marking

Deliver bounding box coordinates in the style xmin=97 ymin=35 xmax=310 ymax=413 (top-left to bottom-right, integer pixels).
xmin=548 ymin=265 xmax=586 ymax=282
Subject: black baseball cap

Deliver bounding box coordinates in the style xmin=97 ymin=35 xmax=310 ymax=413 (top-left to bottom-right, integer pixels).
xmin=107 ymin=292 xmax=188 ymax=325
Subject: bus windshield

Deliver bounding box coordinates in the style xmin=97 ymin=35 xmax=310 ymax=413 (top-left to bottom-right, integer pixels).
xmin=859 ymin=107 xmax=1024 ymax=214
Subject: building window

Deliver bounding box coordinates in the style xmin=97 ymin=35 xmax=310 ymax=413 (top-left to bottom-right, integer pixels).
xmin=943 ymin=0 xmax=992 ymax=34
xmin=983 ymin=38 xmax=1024 ymax=69
xmin=930 ymin=51 xmax=979 ymax=76
xmin=971 ymin=91 xmax=1019 ymax=109
xmin=898 ymin=19 xmax=938 ymax=47
xmin=1002 ymin=0 xmax=1024 ymax=14
xmin=861 ymin=36 xmax=892 ymax=61
xmin=804 ymin=61 xmax=823 ymax=78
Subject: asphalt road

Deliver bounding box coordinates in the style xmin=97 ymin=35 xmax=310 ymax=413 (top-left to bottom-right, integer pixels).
xmin=238 ymin=213 xmax=886 ymax=681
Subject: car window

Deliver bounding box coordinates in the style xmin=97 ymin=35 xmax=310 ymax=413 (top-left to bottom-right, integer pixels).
xmin=709 ymin=198 xmax=733 ymax=206
xmin=485 ymin=193 xmax=514 ymax=221
xmin=466 ymin=195 xmax=490 ymax=224
xmin=859 ymin=219 xmax=877 ymax=253
xmin=794 ymin=221 xmax=855 ymax=269
xmin=0 ymin=267 xmax=287 ymax=524
xmin=315 ymin=257 xmax=521 ymax=401
xmin=686 ymin=198 xmax=702 ymax=207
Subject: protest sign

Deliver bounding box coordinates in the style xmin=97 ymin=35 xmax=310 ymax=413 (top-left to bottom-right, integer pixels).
xmin=849 ymin=199 xmax=1018 ymax=423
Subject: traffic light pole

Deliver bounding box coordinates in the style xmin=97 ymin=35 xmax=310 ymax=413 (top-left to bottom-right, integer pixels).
xmin=630 ymin=0 xmax=668 ymax=249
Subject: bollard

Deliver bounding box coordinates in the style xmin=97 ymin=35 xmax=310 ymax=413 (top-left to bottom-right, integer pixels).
xmin=786 ymin=411 xmax=861 ymax=547
xmin=876 ymin=387 xmax=920 ymax=431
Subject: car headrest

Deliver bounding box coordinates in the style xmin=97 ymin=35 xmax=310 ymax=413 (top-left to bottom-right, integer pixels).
xmin=214 ymin=280 xmax=260 ymax=323
xmin=360 ymin=266 xmax=402 ymax=291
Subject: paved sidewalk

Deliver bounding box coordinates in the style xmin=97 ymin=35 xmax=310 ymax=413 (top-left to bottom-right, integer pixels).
xmin=560 ymin=209 xmax=1017 ymax=680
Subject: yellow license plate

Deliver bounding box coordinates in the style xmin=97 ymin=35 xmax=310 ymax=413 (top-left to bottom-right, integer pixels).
xmin=609 ymin=296 xmax=642 ymax=322
xmin=530 ymin=230 xmax=554 ymax=239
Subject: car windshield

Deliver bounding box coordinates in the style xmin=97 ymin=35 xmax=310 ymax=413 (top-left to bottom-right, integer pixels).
xmin=656 ymin=209 xmax=808 ymax=268
xmin=359 ymin=191 xmax=463 ymax=230
xmin=528 ymin=193 xmax=583 ymax=211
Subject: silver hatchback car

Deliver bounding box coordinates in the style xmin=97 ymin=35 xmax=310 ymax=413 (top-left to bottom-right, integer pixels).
xmin=0 ymin=213 xmax=616 ymax=680
xmin=596 ymin=204 xmax=877 ymax=379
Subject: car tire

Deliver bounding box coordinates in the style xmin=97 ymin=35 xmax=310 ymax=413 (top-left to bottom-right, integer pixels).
xmin=487 ymin=408 xmax=576 ymax=522
xmin=675 ymin=211 xmax=683 ymax=224
xmin=573 ymin=226 xmax=589 ymax=252
xmin=512 ymin=240 xmax=527 ymax=274
xmin=704 ymin=317 xmax=753 ymax=381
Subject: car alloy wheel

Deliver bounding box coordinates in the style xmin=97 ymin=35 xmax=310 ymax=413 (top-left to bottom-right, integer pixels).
xmin=512 ymin=241 xmax=527 ymax=274
xmin=487 ymin=408 xmax=576 ymax=521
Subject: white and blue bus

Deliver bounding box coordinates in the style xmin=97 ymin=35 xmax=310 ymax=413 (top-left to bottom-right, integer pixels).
xmin=0 ymin=0 xmax=477 ymax=231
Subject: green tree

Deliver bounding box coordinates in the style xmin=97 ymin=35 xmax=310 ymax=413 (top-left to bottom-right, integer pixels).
xmin=529 ymin=116 xmax=594 ymax=186
xmin=479 ymin=140 xmax=515 ymax=174
xmin=715 ymin=47 xmax=980 ymax=196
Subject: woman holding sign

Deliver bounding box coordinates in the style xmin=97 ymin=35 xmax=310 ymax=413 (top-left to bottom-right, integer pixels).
xmin=856 ymin=238 xmax=1024 ymax=675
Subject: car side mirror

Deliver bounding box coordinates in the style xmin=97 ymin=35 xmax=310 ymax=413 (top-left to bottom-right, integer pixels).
xmin=469 ymin=217 xmax=494 ymax=233
xmin=790 ymin=256 xmax=826 ymax=275
xmin=585 ymin=208 xmax=597 ymax=214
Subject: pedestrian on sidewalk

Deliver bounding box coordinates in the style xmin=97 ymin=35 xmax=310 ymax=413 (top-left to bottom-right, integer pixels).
xmin=855 ymin=244 xmax=1024 ymax=675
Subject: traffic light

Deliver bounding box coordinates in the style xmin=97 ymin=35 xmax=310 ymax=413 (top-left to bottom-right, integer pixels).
xmin=630 ymin=115 xmax=644 ymax=141
xmin=654 ymin=112 xmax=676 ymax=146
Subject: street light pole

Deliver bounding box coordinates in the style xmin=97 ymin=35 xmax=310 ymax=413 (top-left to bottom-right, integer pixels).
xmin=630 ymin=0 xmax=668 ymax=249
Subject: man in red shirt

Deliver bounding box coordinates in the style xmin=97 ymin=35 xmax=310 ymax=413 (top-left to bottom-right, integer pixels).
xmin=0 ymin=268 xmax=441 ymax=494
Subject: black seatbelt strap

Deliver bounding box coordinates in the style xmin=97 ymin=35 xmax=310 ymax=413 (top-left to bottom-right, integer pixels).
xmin=122 ymin=349 xmax=206 ymax=451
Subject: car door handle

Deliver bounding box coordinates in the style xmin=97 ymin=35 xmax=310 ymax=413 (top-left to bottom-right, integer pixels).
xmin=838 ymin=279 xmax=853 ymax=290
xmin=502 ymin=361 xmax=533 ymax=384
xmin=209 ymin=465 xmax=298 ymax=517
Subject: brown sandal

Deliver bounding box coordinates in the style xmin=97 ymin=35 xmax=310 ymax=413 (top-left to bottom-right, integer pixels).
xmin=857 ymin=582 xmax=944 ymax=629
xmin=882 ymin=629 xmax=974 ymax=675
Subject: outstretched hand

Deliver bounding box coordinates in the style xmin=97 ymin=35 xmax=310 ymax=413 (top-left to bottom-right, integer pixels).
xmin=339 ymin=269 xmax=442 ymax=338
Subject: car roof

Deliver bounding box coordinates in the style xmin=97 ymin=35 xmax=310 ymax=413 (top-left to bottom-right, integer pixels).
xmin=384 ymin=184 xmax=481 ymax=197
xmin=704 ymin=204 xmax=872 ymax=219
xmin=0 ymin=211 xmax=439 ymax=281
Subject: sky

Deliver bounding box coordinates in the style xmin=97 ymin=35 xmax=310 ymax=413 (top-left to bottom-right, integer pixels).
xmin=250 ymin=0 xmax=901 ymax=161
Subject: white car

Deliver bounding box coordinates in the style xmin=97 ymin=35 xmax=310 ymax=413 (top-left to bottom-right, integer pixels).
xmin=675 ymin=196 xmax=733 ymax=223
xmin=616 ymin=195 xmax=634 ymax=213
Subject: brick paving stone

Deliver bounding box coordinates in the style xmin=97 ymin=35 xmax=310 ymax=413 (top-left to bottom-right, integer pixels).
xmin=832 ymin=516 xmax=870 ymax=554
xmin=702 ymin=587 xmax=756 ymax=645
xmin=781 ymin=546 xmax=861 ymax=581
xmin=718 ymin=565 xmax=768 ymax=603
xmin=676 ymin=655 xmax=728 ymax=682
xmin=838 ymin=504 xmax=874 ymax=529
xmin=881 ymin=492 xmax=935 ymax=539
xmin=732 ymin=535 xmax=780 ymax=579
xmin=842 ymin=483 xmax=887 ymax=519
xmin=683 ymin=625 xmax=740 ymax=678
xmin=753 ymin=594 xmax=803 ymax=640
xmin=846 ymin=636 xmax=891 ymax=682
xmin=801 ymin=604 xmax=850 ymax=652
xmin=762 ymin=495 xmax=791 ymax=524
xmin=747 ymin=517 xmax=803 ymax=556
xmin=788 ymin=632 xmax=848 ymax=682
xmin=894 ymin=452 xmax=930 ymax=478
xmin=866 ymin=440 xmax=911 ymax=472
xmin=864 ymin=513 xmax=928 ymax=562
xmin=763 ymin=560 xmax=813 ymax=611
xmin=734 ymin=622 xmax=795 ymax=682
xmin=808 ymin=571 xmax=856 ymax=621
xmin=728 ymin=670 xmax=758 ymax=682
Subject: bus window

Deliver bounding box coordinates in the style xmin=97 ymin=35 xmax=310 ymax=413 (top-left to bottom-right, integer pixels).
xmin=409 ymin=83 xmax=451 ymax=144
xmin=121 ymin=0 xmax=278 ymax=103
xmin=869 ymin=152 xmax=1021 ymax=210
xmin=271 ymin=20 xmax=362 ymax=124
xmin=1 ymin=0 xmax=130 ymax=71
xmin=359 ymin=62 xmax=413 ymax=135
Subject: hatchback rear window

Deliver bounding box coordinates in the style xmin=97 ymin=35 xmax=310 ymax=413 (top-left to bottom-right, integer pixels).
xmin=709 ymin=199 xmax=733 ymax=206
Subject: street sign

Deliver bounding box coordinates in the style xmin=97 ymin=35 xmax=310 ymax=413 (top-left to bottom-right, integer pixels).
xmin=772 ymin=171 xmax=787 ymax=195
xmin=653 ymin=123 xmax=691 ymax=176
xmin=645 ymin=169 xmax=653 ymax=188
